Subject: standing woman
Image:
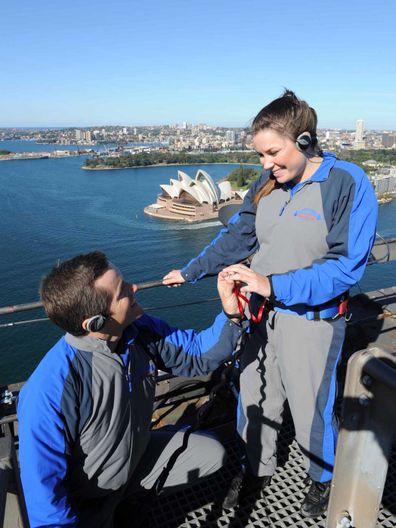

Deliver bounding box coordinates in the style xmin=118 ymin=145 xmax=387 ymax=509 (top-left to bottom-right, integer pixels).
xmin=163 ymin=90 xmax=378 ymax=518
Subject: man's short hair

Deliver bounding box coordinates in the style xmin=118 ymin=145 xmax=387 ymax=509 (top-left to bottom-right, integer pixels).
xmin=40 ymin=251 xmax=112 ymax=336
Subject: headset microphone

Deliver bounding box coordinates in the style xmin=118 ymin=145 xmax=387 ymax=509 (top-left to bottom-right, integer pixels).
xmin=85 ymin=314 xmax=107 ymax=333
xmin=296 ymin=132 xmax=312 ymax=151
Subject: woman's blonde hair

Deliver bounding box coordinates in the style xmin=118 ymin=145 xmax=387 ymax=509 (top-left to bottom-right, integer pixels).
xmin=252 ymin=89 xmax=321 ymax=205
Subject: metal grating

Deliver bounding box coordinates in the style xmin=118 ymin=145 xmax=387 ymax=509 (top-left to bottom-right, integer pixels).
xmin=146 ymin=418 xmax=396 ymax=528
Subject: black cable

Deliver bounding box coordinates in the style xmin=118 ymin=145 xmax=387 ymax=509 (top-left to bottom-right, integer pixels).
xmin=150 ymin=333 xmax=247 ymax=496
xmin=0 ymin=298 xmax=221 ymax=329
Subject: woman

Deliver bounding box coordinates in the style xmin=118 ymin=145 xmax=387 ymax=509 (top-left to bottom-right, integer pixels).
xmin=163 ymin=90 xmax=378 ymax=518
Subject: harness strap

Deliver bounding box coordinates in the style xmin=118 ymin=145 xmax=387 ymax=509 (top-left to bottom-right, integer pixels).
xmin=233 ymin=285 xmax=267 ymax=324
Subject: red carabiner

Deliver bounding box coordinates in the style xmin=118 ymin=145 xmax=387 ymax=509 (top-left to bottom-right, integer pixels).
xmin=338 ymin=297 xmax=349 ymax=316
xmin=233 ymin=284 xmax=266 ymax=324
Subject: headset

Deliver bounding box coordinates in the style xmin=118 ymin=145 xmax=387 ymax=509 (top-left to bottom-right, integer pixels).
xmin=85 ymin=314 xmax=107 ymax=333
xmin=296 ymin=132 xmax=313 ymax=152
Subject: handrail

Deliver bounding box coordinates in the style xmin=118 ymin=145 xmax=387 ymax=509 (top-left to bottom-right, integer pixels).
xmin=363 ymin=356 xmax=396 ymax=392
xmin=0 ymin=297 xmax=222 ymax=329
xmin=1 ymin=235 xmax=396 ymax=317
xmin=0 ymin=278 xmax=170 ymax=316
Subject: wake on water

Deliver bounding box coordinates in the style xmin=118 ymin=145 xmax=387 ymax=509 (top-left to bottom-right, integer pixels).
xmin=161 ymin=220 xmax=222 ymax=230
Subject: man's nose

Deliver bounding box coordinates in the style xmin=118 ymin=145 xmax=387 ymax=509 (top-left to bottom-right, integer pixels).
xmin=131 ymin=284 xmax=138 ymax=294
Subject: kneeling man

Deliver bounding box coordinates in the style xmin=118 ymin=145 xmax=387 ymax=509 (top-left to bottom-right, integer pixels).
xmin=18 ymin=251 xmax=247 ymax=527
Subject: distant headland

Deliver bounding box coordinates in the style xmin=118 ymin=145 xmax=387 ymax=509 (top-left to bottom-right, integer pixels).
xmin=82 ymin=150 xmax=260 ymax=170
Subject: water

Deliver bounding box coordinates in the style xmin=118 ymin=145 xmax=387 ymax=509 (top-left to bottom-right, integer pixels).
xmin=0 ymin=141 xmax=395 ymax=384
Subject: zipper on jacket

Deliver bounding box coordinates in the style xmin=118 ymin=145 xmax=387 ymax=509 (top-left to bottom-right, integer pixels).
xmin=126 ymin=369 xmax=132 ymax=393
xmin=279 ymin=196 xmax=291 ymax=216
xmin=278 ymin=180 xmax=312 ymax=216
xmin=119 ymin=347 xmax=133 ymax=393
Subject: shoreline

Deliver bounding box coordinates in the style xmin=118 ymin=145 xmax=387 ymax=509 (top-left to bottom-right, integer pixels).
xmin=81 ymin=162 xmax=260 ymax=171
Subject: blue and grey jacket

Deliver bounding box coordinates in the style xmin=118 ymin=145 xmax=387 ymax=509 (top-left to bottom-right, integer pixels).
xmin=18 ymin=311 xmax=246 ymax=527
xmin=181 ymin=153 xmax=378 ymax=310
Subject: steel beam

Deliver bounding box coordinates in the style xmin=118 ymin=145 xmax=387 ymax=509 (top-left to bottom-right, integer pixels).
xmin=327 ymin=347 xmax=396 ymax=528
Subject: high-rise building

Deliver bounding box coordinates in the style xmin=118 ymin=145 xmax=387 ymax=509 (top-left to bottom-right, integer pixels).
xmin=382 ymin=133 xmax=396 ymax=148
xmin=226 ymin=130 xmax=236 ymax=144
xmin=354 ymin=120 xmax=365 ymax=149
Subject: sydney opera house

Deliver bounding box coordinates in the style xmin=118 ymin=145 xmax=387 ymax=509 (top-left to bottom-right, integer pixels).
xmin=144 ymin=169 xmax=247 ymax=222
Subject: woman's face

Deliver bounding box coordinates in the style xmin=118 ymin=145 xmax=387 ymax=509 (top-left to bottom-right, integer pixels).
xmin=253 ymin=128 xmax=309 ymax=185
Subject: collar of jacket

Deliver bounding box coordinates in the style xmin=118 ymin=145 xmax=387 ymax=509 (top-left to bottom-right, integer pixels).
xmin=65 ymin=323 xmax=141 ymax=354
xmin=305 ymin=151 xmax=337 ymax=183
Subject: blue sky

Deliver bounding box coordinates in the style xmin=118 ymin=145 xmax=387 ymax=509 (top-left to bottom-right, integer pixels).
xmin=1 ymin=0 xmax=395 ymax=129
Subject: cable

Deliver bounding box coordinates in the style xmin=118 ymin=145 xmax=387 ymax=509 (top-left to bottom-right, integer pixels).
xmin=0 ymin=317 xmax=49 ymax=329
xmin=0 ymin=298 xmax=221 ymax=329
xmin=367 ymin=232 xmax=391 ymax=265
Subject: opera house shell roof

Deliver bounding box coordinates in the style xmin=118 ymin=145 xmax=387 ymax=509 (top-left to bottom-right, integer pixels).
xmin=160 ymin=169 xmax=234 ymax=205
xmin=145 ymin=169 xmax=247 ymax=222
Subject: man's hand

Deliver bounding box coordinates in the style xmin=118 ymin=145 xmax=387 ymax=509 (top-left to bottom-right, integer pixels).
xmin=162 ymin=270 xmax=185 ymax=287
xmin=221 ymin=264 xmax=272 ymax=298
xmin=217 ymin=271 xmax=245 ymax=320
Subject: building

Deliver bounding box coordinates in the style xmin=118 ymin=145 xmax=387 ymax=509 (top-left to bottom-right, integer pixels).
xmin=372 ymin=168 xmax=396 ymax=194
xmin=382 ymin=134 xmax=396 ymax=149
xmin=354 ymin=120 xmax=366 ymax=150
xmin=226 ymin=130 xmax=236 ymax=145
xmin=144 ymin=169 xmax=245 ymax=222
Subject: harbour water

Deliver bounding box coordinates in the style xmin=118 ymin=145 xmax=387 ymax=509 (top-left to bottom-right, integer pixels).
xmin=0 ymin=140 xmax=395 ymax=384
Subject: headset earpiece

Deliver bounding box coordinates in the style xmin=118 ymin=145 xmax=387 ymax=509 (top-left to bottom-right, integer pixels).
xmin=85 ymin=314 xmax=107 ymax=333
xmin=296 ymin=132 xmax=312 ymax=152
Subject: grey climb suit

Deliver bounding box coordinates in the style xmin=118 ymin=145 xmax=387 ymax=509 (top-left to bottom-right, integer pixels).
xmin=18 ymin=311 xmax=247 ymax=527
xmin=180 ymin=153 xmax=378 ymax=482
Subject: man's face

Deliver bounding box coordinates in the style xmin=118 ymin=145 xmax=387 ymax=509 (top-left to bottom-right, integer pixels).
xmin=95 ymin=265 xmax=144 ymax=333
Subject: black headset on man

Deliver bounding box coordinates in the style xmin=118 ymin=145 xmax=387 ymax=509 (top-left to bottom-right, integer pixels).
xmin=85 ymin=314 xmax=108 ymax=333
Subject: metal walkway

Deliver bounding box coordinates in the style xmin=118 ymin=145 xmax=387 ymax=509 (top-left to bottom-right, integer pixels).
xmin=1 ymin=287 xmax=395 ymax=527
xmin=146 ymin=287 xmax=396 ymax=528
xmin=148 ymin=420 xmax=396 ymax=528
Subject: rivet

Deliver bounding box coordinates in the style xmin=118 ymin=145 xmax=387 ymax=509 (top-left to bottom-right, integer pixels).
xmin=358 ymin=394 xmax=371 ymax=407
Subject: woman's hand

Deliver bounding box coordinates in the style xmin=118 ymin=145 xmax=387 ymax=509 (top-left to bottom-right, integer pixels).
xmin=221 ymin=264 xmax=272 ymax=298
xmin=162 ymin=270 xmax=185 ymax=287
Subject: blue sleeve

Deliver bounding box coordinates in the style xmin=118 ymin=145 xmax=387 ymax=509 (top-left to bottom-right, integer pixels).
xmin=181 ymin=172 xmax=269 ymax=283
xmin=272 ymin=167 xmax=378 ymax=306
xmin=136 ymin=312 xmax=248 ymax=377
xmin=18 ymin=373 xmax=78 ymax=527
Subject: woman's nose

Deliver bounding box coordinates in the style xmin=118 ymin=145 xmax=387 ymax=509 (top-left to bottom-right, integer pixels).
xmin=262 ymin=158 xmax=274 ymax=170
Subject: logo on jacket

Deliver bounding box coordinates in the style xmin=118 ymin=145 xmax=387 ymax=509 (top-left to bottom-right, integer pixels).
xmin=293 ymin=208 xmax=321 ymax=221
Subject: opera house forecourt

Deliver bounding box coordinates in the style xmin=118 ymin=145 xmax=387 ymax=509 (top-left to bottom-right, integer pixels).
xmin=144 ymin=169 xmax=247 ymax=223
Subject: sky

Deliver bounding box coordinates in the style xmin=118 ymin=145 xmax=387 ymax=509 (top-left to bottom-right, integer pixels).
xmin=1 ymin=0 xmax=395 ymax=130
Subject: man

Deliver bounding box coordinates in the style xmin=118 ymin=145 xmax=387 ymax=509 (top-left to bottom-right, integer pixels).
xmin=18 ymin=251 xmax=247 ymax=527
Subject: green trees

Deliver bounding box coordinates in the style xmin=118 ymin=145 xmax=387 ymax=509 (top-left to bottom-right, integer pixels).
xmin=226 ymin=166 xmax=261 ymax=189
xmin=335 ymin=149 xmax=396 ymax=167
xmin=83 ymin=150 xmax=260 ymax=169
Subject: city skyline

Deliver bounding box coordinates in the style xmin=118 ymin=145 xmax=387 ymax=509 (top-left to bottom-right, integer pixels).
xmin=1 ymin=0 xmax=395 ymax=129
